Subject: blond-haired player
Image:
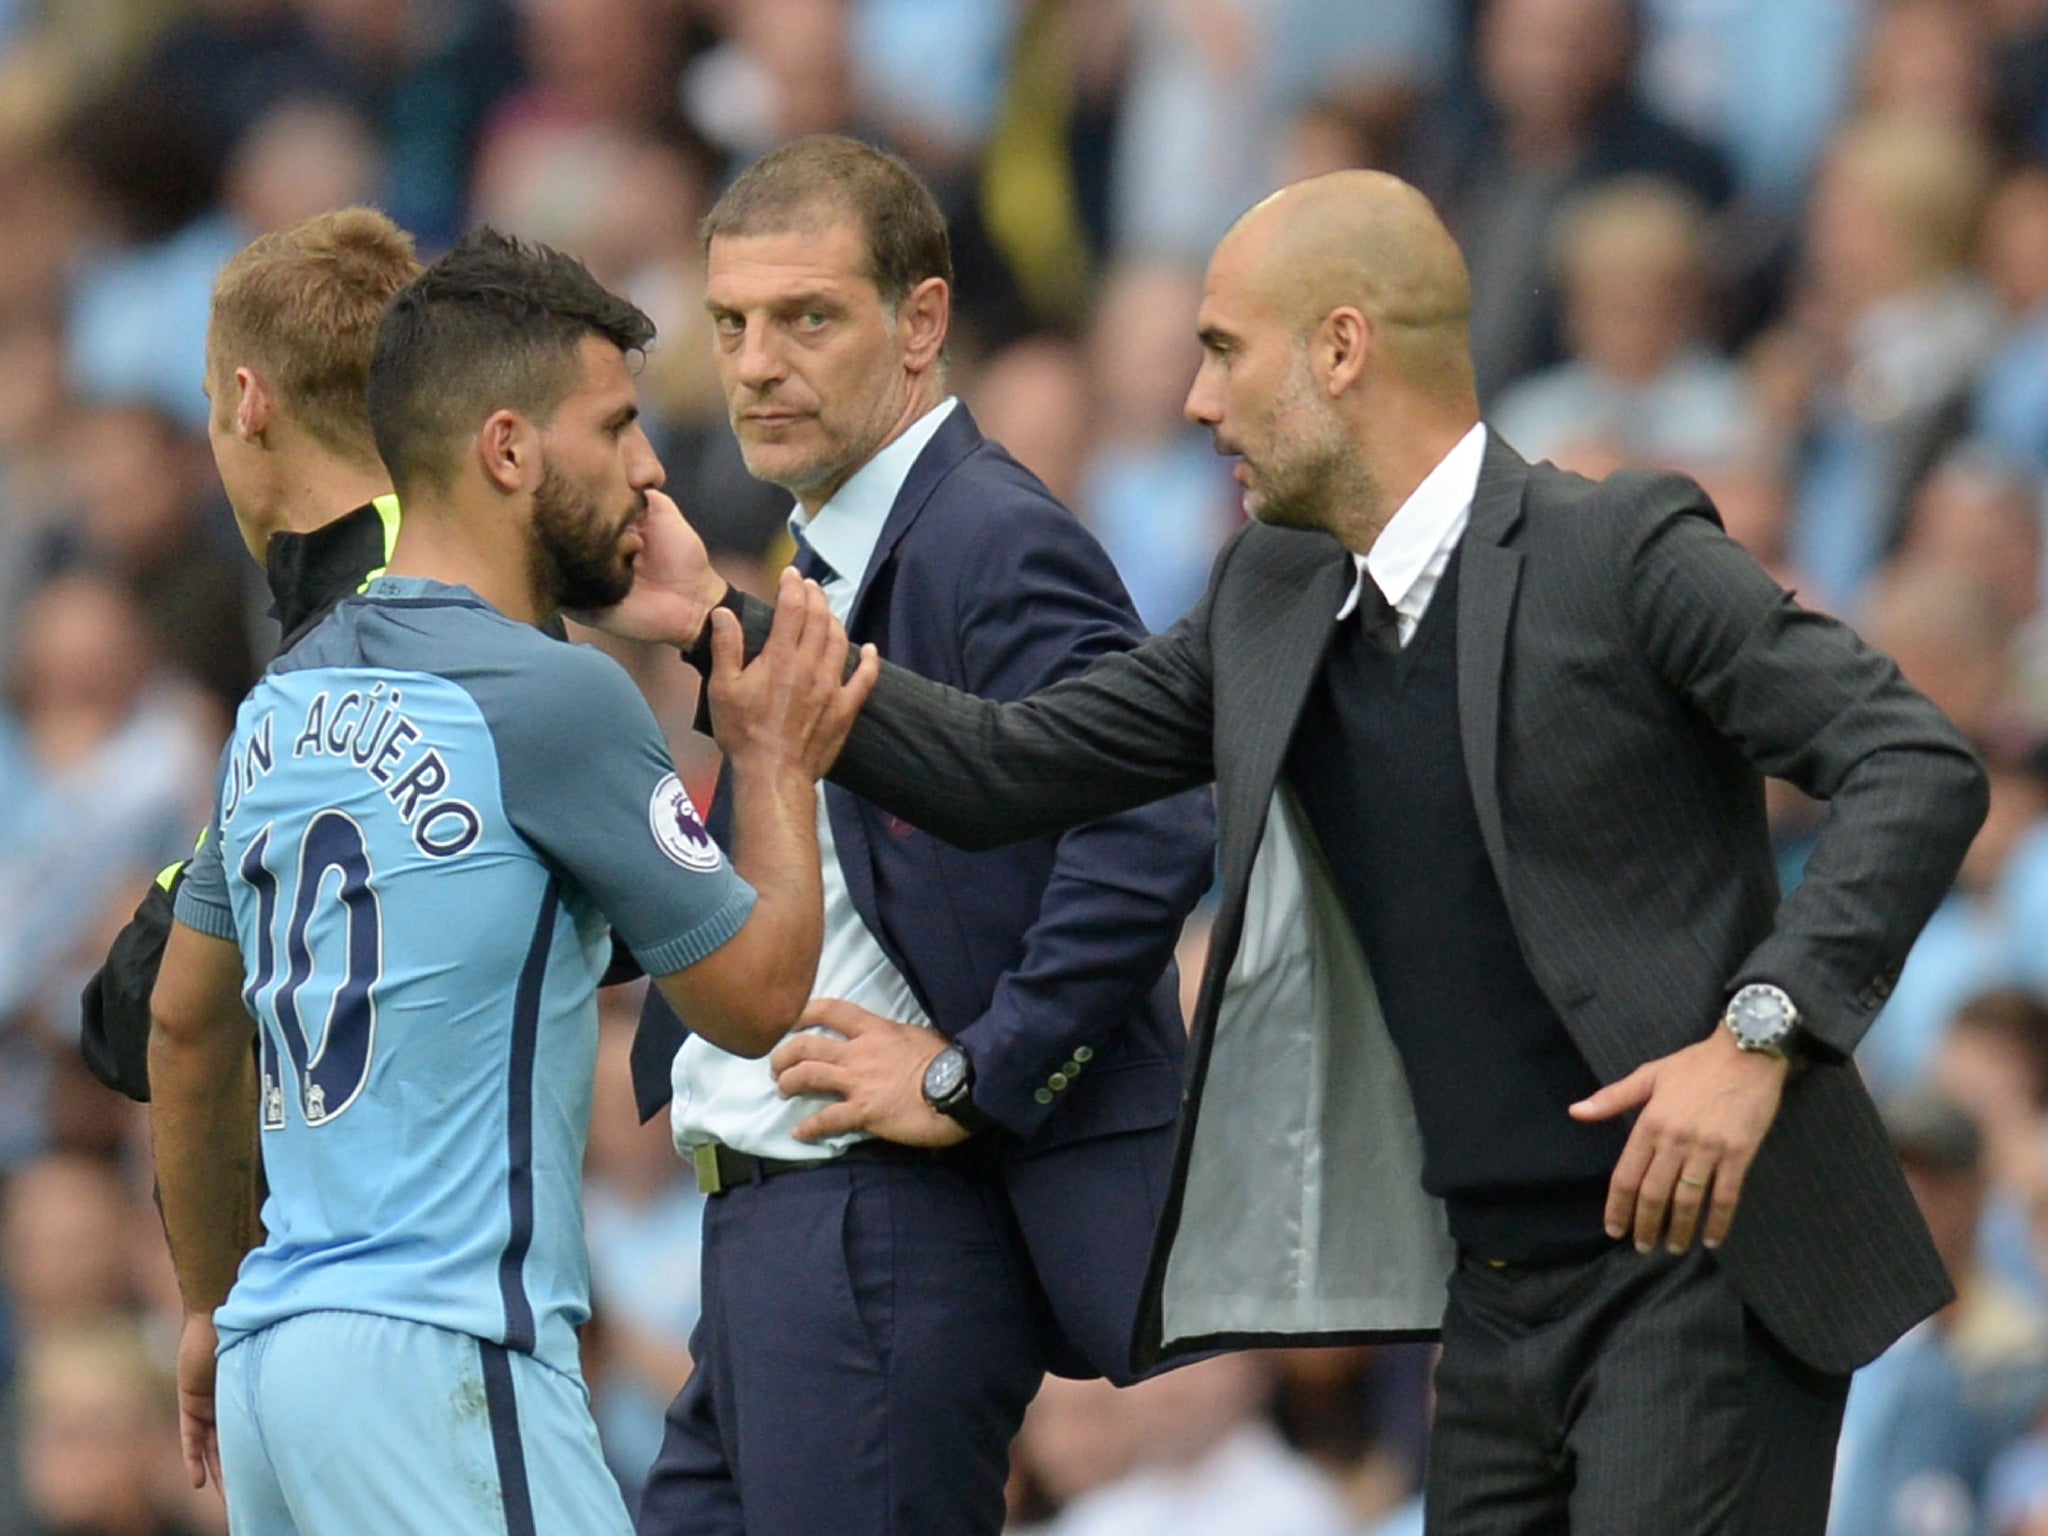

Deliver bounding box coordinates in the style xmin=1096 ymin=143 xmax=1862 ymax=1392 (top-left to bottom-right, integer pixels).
xmin=82 ymin=207 xmax=422 ymax=1102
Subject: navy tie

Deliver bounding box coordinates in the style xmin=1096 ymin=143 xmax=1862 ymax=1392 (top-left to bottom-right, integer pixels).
xmin=790 ymin=527 xmax=837 ymax=585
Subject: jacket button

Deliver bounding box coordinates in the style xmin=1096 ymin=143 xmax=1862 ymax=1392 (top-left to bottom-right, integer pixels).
xmin=1074 ymin=1046 xmax=1094 ymax=1064
xmin=1034 ymin=1087 xmax=1055 ymax=1105
xmin=1049 ymin=1072 xmax=1069 ymax=1091
xmin=1063 ymin=1058 xmax=1082 ymax=1076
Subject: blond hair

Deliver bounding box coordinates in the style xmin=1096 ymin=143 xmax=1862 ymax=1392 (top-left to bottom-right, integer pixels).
xmin=209 ymin=207 xmax=422 ymax=463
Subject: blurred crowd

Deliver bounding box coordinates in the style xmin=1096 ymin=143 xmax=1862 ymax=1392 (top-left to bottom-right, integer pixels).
xmin=3 ymin=0 xmax=2048 ymax=1532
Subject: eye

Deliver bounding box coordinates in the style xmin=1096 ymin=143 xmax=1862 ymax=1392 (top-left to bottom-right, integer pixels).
xmin=712 ymin=313 xmax=743 ymax=338
xmin=798 ymin=310 xmax=829 ymax=331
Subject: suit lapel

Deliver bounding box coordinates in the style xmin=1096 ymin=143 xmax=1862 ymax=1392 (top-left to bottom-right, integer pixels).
xmin=1213 ymin=528 xmax=1353 ymax=900
xmin=1456 ymin=433 xmax=1531 ymax=908
xmin=845 ymin=402 xmax=983 ymax=637
xmin=831 ymin=404 xmax=981 ymax=1000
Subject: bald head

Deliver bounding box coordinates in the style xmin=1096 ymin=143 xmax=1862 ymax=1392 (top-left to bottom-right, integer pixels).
xmin=1225 ymin=171 xmax=1477 ymax=403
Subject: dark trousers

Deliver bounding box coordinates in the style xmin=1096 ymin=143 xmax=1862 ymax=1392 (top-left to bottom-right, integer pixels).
xmin=1426 ymin=1244 xmax=1849 ymax=1536
xmin=634 ymin=1154 xmax=1047 ymax=1536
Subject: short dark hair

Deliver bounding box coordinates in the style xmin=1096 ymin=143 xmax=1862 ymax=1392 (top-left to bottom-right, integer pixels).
xmin=700 ymin=134 xmax=953 ymax=307
xmin=367 ymin=227 xmax=655 ymax=494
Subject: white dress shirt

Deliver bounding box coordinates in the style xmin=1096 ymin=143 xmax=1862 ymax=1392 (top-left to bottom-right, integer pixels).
xmin=1335 ymin=421 xmax=1487 ymax=643
xmin=670 ymin=398 xmax=958 ymax=1160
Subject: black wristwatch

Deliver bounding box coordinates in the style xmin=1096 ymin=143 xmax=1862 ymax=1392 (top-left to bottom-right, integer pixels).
xmin=922 ymin=1042 xmax=997 ymax=1136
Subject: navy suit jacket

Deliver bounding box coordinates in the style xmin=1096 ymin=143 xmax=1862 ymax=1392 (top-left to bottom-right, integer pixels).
xmin=636 ymin=405 xmax=1216 ymax=1382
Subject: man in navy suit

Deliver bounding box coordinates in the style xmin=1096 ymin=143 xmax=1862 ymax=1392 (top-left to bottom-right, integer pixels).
xmin=623 ymin=136 xmax=1215 ymax=1536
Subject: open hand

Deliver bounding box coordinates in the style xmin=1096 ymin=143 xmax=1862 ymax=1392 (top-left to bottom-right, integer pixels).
xmin=708 ymin=567 xmax=877 ymax=780
xmin=176 ymin=1310 xmax=223 ymax=1494
xmin=770 ymin=999 xmax=970 ymax=1147
xmin=581 ymin=489 xmax=727 ymax=646
xmin=1570 ymin=1027 xmax=1790 ymax=1255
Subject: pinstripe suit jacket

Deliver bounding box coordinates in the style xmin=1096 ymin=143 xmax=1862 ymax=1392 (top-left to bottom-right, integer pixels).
xmin=816 ymin=432 xmax=1989 ymax=1376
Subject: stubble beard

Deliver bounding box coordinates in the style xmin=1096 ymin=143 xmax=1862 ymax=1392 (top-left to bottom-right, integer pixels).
xmin=1245 ymin=369 xmax=1379 ymax=543
xmin=529 ymin=459 xmax=640 ymax=613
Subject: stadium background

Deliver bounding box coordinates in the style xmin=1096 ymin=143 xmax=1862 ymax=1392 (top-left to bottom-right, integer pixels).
xmin=4 ymin=1 xmax=2048 ymax=1532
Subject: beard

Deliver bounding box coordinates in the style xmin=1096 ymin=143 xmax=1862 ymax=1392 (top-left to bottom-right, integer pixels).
xmin=1241 ymin=363 xmax=1375 ymax=535
xmin=528 ymin=459 xmax=641 ymax=612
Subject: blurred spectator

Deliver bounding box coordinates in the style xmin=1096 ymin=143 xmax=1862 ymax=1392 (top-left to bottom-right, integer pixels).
xmin=1974 ymin=162 xmax=2048 ymax=478
xmin=290 ymin=0 xmax=525 ymax=246
xmin=0 ymin=313 xmax=70 ymax=650
xmin=1832 ymin=1091 xmax=2048 ymax=1536
xmin=16 ymin=1320 xmax=207 ymax=1536
xmin=0 ymin=578 xmax=213 ymax=1163
xmin=582 ymin=995 xmax=703 ymax=1499
xmin=1635 ymin=0 xmax=1866 ymax=210
xmin=1491 ymin=176 xmax=1758 ymax=474
xmin=223 ymin=94 xmax=381 ymax=238
xmin=1075 ymin=258 xmax=1231 ymax=629
xmin=1934 ymin=990 xmax=2048 ymax=1309
xmin=1012 ymin=1375 xmax=1141 ymax=1526
xmin=1853 ymin=560 xmax=2031 ymax=1095
xmin=963 ymin=332 xmax=1093 ymax=509
xmin=0 ymin=1154 xmax=138 ymax=1332
xmin=1995 ymin=0 xmax=2048 ymax=153
xmin=1899 ymin=447 xmax=2045 ymax=637
xmin=966 ymin=0 xmax=1133 ymax=339
xmin=61 ymin=82 xmax=240 ymax=432
xmin=1754 ymin=115 xmax=2002 ymax=613
xmin=1857 ymin=0 xmax=2001 ymax=141
xmin=52 ymin=402 xmax=255 ymax=713
xmin=1111 ymin=0 xmax=1455 ymax=270
xmin=135 ymin=0 xmax=343 ymax=174
xmin=1267 ymin=1345 xmax=1434 ymax=1527
xmin=1406 ymin=0 xmax=1734 ymax=400
xmin=1989 ymin=1432 xmax=2048 ymax=1536
xmin=1029 ymin=1354 xmax=1352 ymax=1536
xmin=684 ymin=0 xmax=854 ymax=167
xmin=849 ymin=0 xmax=1014 ymax=176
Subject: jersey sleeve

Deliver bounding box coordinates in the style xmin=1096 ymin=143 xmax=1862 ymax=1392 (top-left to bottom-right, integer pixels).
xmin=171 ymin=759 xmax=236 ymax=941
xmin=486 ymin=642 xmax=755 ymax=976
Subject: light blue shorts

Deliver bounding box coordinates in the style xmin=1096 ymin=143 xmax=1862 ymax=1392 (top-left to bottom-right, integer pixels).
xmin=214 ymin=1310 xmax=631 ymax=1536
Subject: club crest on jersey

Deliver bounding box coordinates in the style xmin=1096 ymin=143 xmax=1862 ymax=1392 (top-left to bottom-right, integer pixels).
xmin=649 ymin=774 xmax=721 ymax=871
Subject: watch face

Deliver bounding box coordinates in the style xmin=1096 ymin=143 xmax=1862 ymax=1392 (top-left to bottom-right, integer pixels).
xmin=1728 ymin=986 xmax=1794 ymax=1049
xmin=923 ymin=1046 xmax=967 ymax=1103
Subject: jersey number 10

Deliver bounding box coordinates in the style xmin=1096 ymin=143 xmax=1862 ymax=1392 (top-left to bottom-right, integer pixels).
xmin=239 ymin=811 xmax=384 ymax=1129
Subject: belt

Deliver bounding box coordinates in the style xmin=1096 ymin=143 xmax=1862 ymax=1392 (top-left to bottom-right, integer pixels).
xmin=690 ymin=1137 xmax=937 ymax=1196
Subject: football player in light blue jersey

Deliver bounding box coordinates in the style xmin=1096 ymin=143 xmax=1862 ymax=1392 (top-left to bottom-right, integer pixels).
xmin=148 ymin=229 xmax=877 ymax=1536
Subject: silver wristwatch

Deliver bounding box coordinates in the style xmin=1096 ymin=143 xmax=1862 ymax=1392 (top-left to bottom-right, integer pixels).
xmin=1723 ymin=983 xmax=1800 ymax=1058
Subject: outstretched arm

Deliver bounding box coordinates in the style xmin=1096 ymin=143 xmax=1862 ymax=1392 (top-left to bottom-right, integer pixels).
xmin=594 ymin=491 xmax=1222 ymax=852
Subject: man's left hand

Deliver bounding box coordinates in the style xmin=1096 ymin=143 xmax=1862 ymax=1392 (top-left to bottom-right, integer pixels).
xmin=1570 ymin=1026 xmax=1790 ymax=1255
xmin=770 ymin=999 xmax=970 ymax=1148
xmin=581 ymin=489 xmax=727 ymax=646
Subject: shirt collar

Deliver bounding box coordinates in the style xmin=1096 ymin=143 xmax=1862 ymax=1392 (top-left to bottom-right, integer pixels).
xmin=791 ymin=397 xmax=958 ymax=586
xmin=265 ymin=497 xmax=395 ymax=646
xmin=1342 ymin=421 xmax=1487 ymax=618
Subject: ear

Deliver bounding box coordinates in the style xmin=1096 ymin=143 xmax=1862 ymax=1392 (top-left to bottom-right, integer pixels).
xmin=897 ymin=276 xmax=950 ymax=375
xmin=233 ymin=367 xmax=274 ymax=442
xmin=476 ymin=409 xmax=538 ymax=496
xmin=1314 ymin=306 xmax=1372 ymax=398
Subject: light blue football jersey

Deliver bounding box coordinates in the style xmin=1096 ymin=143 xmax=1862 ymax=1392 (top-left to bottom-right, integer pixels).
xmin=175 ymin=577 xmax=753 ymax=1374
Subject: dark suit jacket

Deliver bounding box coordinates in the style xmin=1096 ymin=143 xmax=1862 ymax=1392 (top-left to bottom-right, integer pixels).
xmin=642 ymin=405 xmax=1216 ymax=1383
xmin=815 ymin=433 xmax=1989 ymax=1377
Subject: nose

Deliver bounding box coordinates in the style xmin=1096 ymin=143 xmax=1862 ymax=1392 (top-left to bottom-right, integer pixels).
xmin=627 ymin=427 xmax=666 ymax=493
xmin=1184 ymin=359 xmax=1221 ymax=428
xmin=732 ymin=320 xmax=786 ymax=390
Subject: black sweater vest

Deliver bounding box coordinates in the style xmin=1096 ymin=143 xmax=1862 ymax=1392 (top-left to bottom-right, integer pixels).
xmin=1283 ymin=554 xmax=1624 ymax=1263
